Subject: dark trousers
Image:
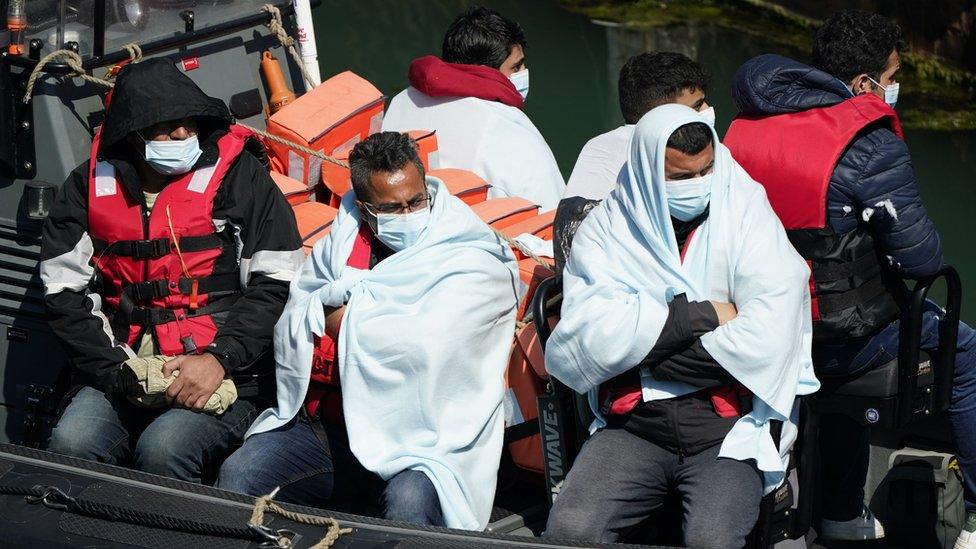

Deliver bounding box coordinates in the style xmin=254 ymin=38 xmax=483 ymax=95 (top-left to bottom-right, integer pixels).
xmin=216 ymin=416 xmax=444 ymax=527
xmin=543 ymin=427 xmax=763 ymax=548
xmin=816 ymin=301 xmax=976 ymax=519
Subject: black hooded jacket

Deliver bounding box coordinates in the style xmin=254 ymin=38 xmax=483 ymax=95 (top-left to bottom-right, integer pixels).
xmin=39 ymin=59 xmax=302 ymax=401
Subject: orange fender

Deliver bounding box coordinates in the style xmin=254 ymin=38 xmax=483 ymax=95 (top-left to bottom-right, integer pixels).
xmin=293 ymin=202 xmax=339 ymax=255
xmin=271 ymin=171 xmax=311 ymax=207
xmin=470 ymin=198 xmax=539 ymax=230
xmin=428 ymin=168 xmax=490 ymax=206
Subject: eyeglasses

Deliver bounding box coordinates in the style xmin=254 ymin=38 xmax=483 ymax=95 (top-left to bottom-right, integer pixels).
xmin=362 ymin=192 xmax=432 ymax=216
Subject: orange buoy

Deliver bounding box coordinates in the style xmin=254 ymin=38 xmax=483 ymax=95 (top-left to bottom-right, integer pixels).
xmin=260 ymin=50 xmax=296 ymax=115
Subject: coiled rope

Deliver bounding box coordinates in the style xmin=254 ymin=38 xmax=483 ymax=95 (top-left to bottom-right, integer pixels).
xmin=249 ymin=487 xmax=352 ymax=548
xmin=22 ymin=42 xmax=143 ymax=104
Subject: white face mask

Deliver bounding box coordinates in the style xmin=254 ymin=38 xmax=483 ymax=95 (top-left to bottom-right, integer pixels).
xmin=665 ymin=172 xmax=713 ymax=222
xmin=867 ymin=76 xmax=899 ymax=108
xmin=143 ymin=134 xmax=203 ymax=175
xmin=374 ymin=205 xmax=431 ymax=251
xmin=509 ymin=68 xmax=529 ymax=101
xmin=698 ymin=105 xmax=716 ymax=126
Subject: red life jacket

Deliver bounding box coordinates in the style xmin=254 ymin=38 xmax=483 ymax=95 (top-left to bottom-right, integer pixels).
xmin=305 ymin=223 xmax=375 ymax=425
xmin=725 ymin=94 xmax=904 ymax=340
xmin=87 ymin=126 xmax=251 ymax=356
xmin=599 ymin=228 xmax=751 ymax=419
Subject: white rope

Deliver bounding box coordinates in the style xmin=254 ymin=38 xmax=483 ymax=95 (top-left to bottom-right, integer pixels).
xmin=262 ymin=4 xmax=317 ymax=91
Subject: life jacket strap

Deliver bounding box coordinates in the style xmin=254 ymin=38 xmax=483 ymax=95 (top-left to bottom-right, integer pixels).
xmin=92 ymin=233 xmax=224 ymax=259
xmin=102 ymin=272 xmax=240 ymax=301
xmin=815 ymin=276 xmax=888 ymax=313
xmin=117 ymin=293 xmax=240 ymax=327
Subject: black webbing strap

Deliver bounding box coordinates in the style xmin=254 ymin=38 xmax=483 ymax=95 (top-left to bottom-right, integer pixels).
xmin=92 ymin=234 xmax=224 ymax=259
xmin=816 ymin=276 xmax=888 ymax=313
xmin=107 ymin=272 xmax=240 ymax=301
xmin=813 ymin=254 xmax=880 ymax=283
xmin=504 ymin=420 xmax=540 ymax=443
xmin=118 ymin=293 xmax=240 ymax=327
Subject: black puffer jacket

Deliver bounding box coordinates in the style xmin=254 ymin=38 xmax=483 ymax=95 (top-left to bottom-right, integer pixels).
xmin=731 ymin=54 xmax=943 ymax=279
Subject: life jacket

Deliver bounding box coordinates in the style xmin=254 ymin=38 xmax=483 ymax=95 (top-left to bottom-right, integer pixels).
xmin=598 ymin=228 xmax=751 ymax=420
xmin=724 ymin=93 xmax=904 ymax=341
xmin=305 ymin=223 xmax=375 ymax=425
xmin=87 ymin=126 xmax=251 ymax=356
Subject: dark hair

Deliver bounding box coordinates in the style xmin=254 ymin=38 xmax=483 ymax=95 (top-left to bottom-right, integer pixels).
xmin=442 ymin=6 xmax=526 ymax=69
xmin=666 ymin=122 xmax=713 ymax=155
xmin=618 ymin=52 xmax=710 ymax=124
xmin=349 ymin=132 xmax=425 ymax=201
xmin=812 ymin=10 xmax=904 ymax=84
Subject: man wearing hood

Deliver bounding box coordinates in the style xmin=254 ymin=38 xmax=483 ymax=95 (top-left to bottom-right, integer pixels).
xmin=543 ymin=105 xmax=817 ymax=547
xmin=725 ymin=10 xmax=976 ymax=544
xmin=217 ymin=132 xmax=519 ymax=530
xmin=381 ymin=6 xmax=564 ymax=211
xmin=39 ymin=59 xmax=303 ymax=483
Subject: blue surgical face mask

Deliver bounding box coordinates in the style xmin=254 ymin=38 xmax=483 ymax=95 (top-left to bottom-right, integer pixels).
xmin=867 ymin=76 xmax=899 ymax=108
xmin=665 ymin=172 xmax=713 ymax=222
xmin=509 ymin=68 xmax=529 ymax=101
xmin=143 ymin=134 xmax=203 ymax=175
xmin=374 ymin=205 xmax=431 ymax=251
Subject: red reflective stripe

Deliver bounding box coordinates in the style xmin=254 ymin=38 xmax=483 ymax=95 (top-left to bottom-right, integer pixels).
xmin=807 ymin=260 xmax=822 ymax=321
xmin=679 ymin=227 xmax=698 ymax=265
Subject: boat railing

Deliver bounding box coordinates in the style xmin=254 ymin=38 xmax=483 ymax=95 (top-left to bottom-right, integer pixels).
xmin=1 ymin=0 xmax=320 ymax=75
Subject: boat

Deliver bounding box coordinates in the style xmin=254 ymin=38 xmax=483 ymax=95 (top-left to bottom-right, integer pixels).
xmin=0 ymin=1 xmax=965 ymax=547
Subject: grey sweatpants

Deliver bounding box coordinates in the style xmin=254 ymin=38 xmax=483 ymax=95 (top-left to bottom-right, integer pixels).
xmin=544 ymin=427 xmax=763 ymax=548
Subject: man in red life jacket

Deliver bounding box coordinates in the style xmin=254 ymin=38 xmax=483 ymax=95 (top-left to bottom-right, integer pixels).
xmin=725 ymin=10 xmax=976 ymax=545
xmin=39 ymin=59 xmax=303 ymax=483
xmin=382 ymin=6 xmax=564 ymax=210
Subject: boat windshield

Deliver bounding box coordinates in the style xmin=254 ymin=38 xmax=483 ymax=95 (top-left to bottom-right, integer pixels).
xmin=22 ymin=1 xmax=273 ymax=59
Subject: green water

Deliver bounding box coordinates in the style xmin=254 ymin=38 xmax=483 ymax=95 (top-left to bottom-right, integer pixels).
xmin=313 ymin=0 xmax=975 ymax=323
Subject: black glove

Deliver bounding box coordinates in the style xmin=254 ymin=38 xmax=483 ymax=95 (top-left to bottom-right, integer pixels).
xmin=114 ymin=364 xmax=145 ymax=399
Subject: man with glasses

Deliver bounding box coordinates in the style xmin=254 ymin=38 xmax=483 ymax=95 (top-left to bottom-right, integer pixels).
xmin=218 ymin=132 xmax=520 ymax=530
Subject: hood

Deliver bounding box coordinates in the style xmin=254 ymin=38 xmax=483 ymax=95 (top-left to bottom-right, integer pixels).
xmin=98 ymin=58 xmax=231 ymax=157
xmin=408 ymin=55 xmax=524 ymax=109
xmin=731 ymin=54 xmax=853 ymax=116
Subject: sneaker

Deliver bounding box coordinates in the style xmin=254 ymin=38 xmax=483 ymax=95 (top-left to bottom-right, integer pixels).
xmin=821 ymin=505 xmax=885 ymax=541
xmin=954 ymin=513 xmax=976 ymax=549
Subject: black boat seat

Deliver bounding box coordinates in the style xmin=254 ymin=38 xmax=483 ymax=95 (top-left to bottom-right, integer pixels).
xmin=821 ymin=352 xmax=934 ymax=398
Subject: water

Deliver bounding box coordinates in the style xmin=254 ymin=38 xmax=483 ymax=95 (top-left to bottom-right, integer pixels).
xmin=313 ymin=0 xmax=975 ymax=323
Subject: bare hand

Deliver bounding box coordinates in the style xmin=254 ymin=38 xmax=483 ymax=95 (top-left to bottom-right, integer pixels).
xmin=709 ymin=301 xmax=738 ymax=326
xmin=325 ymin=305 xmax=345 ymax=339
xmin=163 ymin=354 xmax=225 ymax=411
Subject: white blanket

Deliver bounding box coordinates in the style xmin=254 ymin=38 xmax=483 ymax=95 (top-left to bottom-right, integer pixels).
xmin=248 ymin=177 xmax=520 ymax=530
xmin=545 ymin=104 xmax=819 ymax=494
xmin=383 ymin=87 xmax=565 ymax=211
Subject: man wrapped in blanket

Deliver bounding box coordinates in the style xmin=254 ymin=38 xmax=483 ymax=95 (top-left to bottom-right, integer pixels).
xmin=543 ymin=105 xmax=820 ymax=547
xmin=217 ymin=132 xmax=520 ymax=530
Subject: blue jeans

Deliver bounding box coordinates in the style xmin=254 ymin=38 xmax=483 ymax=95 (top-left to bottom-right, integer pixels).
xmin=216 ymin=417 xmax=444 ymax=526
xmin=544 ymin=428 xmax=762 ymax=547
xmin=815 ymin=302 xmax=976 ymax=519
xmin=47 ymin=386 xmax=257 ymax=484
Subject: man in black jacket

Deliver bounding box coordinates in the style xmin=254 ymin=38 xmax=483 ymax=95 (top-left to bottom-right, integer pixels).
xmin=39 ymin=59 xmax=302 ymax=483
